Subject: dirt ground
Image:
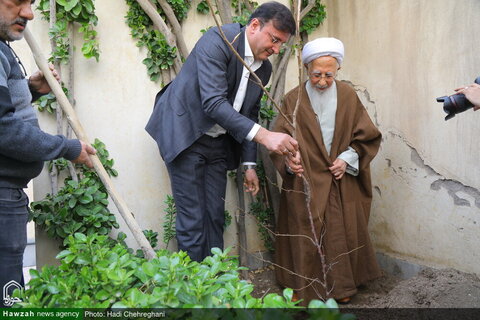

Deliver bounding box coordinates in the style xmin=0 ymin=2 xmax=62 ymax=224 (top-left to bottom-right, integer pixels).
xmin=248 ymin=265 xmax=480 ymax=308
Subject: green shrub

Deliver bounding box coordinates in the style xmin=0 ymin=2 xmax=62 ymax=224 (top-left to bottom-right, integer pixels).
xmin=13 ymin=233 xmax=353 ymax=319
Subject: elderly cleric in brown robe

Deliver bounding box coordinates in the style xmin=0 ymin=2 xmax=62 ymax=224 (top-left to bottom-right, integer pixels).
xmin=270 ymin=37 xmax=382 ymax=304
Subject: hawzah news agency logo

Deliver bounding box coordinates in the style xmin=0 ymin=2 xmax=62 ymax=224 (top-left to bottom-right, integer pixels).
xmin=3 ymin=280 xmax=22 ymax=307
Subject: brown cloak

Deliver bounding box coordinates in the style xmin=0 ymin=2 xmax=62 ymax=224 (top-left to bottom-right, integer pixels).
xmin=271 ymin=80 xmax=382 ymax=304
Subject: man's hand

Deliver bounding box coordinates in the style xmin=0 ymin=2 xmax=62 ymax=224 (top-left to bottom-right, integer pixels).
xmin=285 ymin=150 xmax=303 ymax=177
xmin=244 ymin=168 xmax=259 ymax=196
xmin=28 ymin=64 xmax=60 ymax=94
xmin=455 ymin=83 xmax=480 ymax=111
xmin=329 ymin=158 xmax=347 ymax=180
xmin=254 ymin=127 xmax=299 ymax=156
xmin=72 ymin=141 xmax=97 ymax=168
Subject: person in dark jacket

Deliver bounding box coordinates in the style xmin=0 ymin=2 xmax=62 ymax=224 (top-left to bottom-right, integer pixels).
xmin=146 ymin=2 xmax=298 ymax=262
xmin=0 ymin=0 xmax=95 ymax=307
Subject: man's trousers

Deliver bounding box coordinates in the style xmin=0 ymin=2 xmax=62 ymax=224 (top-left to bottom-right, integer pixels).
xmin=166 ymin=135 xmax=228 ymax=262
xmin=0 ymin=188 xmax=28 ymax=308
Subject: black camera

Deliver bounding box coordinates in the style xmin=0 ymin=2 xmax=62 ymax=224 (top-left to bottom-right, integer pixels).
xmin=437 ymin=77 xmax=480 ymax=120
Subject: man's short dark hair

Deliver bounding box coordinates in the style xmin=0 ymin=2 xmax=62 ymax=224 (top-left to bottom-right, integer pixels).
xmin=248 ymin=1 xmax=296 ymax=35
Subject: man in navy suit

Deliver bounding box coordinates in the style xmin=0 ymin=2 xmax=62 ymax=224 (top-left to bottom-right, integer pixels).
xmin=146 ymin=1 xmax=298 ymax=262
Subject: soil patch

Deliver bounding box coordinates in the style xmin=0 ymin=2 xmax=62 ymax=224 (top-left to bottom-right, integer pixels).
xmin=249 ymin=266 xmax=480 ymax=308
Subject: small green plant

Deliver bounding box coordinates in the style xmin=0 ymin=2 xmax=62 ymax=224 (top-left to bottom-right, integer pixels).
xmin=142 ymin=229 xmax=159 ymax=249
xmin=259 ymin=88 xmax=277 ymax=125
xmin=249 ymin=199 xmax=274 ymax=252
xmin=134 ymin=229 xmax=160 ymax=258
xmin=248 ymin=161 xmax=275 ymax=251
xmin=30 ymin=139 xmax=119 ymax=240
xmin=162 ymin=194 xmax=177 ymax=247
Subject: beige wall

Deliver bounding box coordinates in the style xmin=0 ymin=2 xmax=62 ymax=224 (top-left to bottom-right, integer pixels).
xmin=321 ymin=0 xmax=480 ymax=274
xmin=15 ymin=0 xmax=480 ymax=273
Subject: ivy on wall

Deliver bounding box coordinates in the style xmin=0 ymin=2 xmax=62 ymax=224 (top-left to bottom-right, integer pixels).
xmin=124 ymin=0 xmax=189 ymax=82
xmin=37 ymin=0 xmax=100 ymax=62
xmin=300 ymin=0 xmax=326 ymax=34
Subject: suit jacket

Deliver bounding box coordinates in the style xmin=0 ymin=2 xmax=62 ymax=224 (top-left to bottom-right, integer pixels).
xmin=145 ymin=23 xmax=272 ymax=170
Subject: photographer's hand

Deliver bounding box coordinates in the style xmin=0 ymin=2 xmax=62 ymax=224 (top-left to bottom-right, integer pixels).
xmin=455 ymin=83 xmax=480 ymax=111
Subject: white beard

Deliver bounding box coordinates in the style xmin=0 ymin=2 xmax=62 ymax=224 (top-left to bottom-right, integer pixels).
xmin=305 ymin=80 xmax=338 ymax=154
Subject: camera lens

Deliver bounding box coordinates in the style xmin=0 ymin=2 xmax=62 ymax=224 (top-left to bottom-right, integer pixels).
xmin=437 ymin=76 xmax=479 ymax=120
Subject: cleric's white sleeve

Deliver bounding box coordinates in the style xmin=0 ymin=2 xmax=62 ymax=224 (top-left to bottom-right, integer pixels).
xmin=337 ymin=146 xmax=359 ymax=176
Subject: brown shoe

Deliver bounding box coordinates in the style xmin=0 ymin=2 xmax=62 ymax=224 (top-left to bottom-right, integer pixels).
xmin=336 ymin=296 xmax=351 ymax=304
xmin=292 ymin=292 xmax=299 ymax=302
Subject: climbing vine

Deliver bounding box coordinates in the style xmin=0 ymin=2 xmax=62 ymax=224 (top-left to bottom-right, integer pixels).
xmin=300 ymin=0 xmax=326 ymax=34
xmin=124 ymin=0 xmax=190 ymax=82
xmin=37 ymin=0 xmax=100 ymax=62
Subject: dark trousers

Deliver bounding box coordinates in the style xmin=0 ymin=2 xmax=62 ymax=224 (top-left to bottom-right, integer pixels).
xmin=166 ymin=135 xmax=228 ymax=262
xmin=0 ymin=188 xmax=28 ymax=308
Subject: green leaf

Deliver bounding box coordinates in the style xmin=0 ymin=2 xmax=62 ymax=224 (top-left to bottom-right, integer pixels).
xmin=47 ymin=284 xmax=60 ymax=294
xmin=74 ymin=233 xmax=87 ymax=243
xmin=127 ymin=288 xmax=143 ymax=305
xmin=79 ymin=194 xmax=93 ymax=204
xmin=211 ymin=247 xmax=222 ymax=256
xmin=308 ymin=299 xmax=328 ymax=308
xmin=85 ymin=186 xmax=99 ymax=195
xmin=29 ymin=268 xmax=40 ymax=279
xmin=64 ymin=0 xmax=79 ymax=11
xmin=64 ymin=254 xmax=75 ymax=264
xmin=56 ymin=250 xmax=72 ymax=259
xmin=68 ymin=197 xmax=77 ymax=208
xmin=95 ymin=289 xmax=110 ymax=301
xmin=72 ymin=3 xmax=82 ymax=16
xmin=142 ymin=262 xmax=157 ymax=277
xmin=283 ymin=288 xmax=293 ymax=301
xmin=325 ymin=298 xmax=339 ymax=309
xmin=75 ymin=253 xmax=91 ymax=265
xmin=67 ymin=180 xmax=79 ymax=188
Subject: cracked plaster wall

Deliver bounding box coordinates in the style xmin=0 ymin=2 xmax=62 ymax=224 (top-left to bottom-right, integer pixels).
xmin=322 ymin=0 xmax=480 ymax=274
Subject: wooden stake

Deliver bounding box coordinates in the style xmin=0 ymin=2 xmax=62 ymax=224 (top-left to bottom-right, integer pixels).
xmin=23 ymin=27 xmax=156 ymax=261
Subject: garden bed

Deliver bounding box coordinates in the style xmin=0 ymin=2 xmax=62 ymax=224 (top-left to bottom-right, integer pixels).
xmin=249 ymin=265 xmax=480 ymax=308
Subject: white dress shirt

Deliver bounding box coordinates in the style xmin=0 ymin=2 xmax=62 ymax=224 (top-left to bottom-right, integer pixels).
xmin=205 ymin=32 xmax=262 ymax=141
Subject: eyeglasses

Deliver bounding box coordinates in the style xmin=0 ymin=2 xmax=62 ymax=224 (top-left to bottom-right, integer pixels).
xmin=308 ymin=72 xmax=336 ymax=81
xmin=267 ymin=31 xmax=287 ymax=50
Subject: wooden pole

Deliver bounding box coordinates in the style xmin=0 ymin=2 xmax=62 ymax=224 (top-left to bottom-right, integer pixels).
xmin=23 ymin=27 xmax=156 ymax=261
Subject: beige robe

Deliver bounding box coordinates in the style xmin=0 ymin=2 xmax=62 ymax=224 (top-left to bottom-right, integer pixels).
xmin=271 ymin=80 xmax=382 ymax=304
